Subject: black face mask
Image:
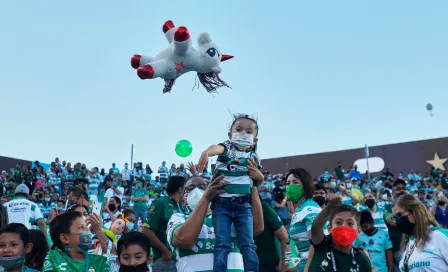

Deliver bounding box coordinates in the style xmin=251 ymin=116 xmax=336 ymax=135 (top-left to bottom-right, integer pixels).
xmin=119 ymin=262 xmax=149 ymax=272
xmin=313 ymin=196 xmax=326 ymax=207
xmin=439 ymin=201 xmax=446 ymax=206
xmin=363 ymin=227 xmax=376 ymax=236
xmin=365 ymin=199 xmax=376 ymax=209
xmin=108 ymin=204 xmax=116 ymax=211
xmin=396 ymin=214 xmax=415 ymax=235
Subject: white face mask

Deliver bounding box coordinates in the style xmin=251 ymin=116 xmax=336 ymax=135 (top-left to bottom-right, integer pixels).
xmin=330 ymin=181 xmax=336 ymax=188
xmin=346 ymin=183 xmax=352 ymax=189
xmin=230 ymin=133 xmax=254 ymax=150
xmin=126 ymin=222 xmax=135 ymax=230
xmin=186 ymin=188 xmax=205 ymax=211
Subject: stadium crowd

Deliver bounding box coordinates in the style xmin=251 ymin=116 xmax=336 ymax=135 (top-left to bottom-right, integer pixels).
xmin=0 ymin=157 xmax=447 ymax=272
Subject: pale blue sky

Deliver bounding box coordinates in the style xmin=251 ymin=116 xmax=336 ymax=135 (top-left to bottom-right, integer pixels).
xmin=1 ymin=0 xmax=447 ymax=171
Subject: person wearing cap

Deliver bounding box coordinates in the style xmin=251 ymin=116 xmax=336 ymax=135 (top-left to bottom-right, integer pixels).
xmin=3 ymin=184 xmax=47 ymax=236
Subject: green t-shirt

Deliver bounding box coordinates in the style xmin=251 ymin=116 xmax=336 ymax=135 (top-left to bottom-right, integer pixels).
xmin=131 ymin=188 xmax=149 ymax=210
xmin=143 ymin=196 xmax=183 ymax=262
xmin=42 ymin=249 xmax=110 ymax=272
xmin=254 ymin=201 xmax=283 ymax=266
xmin=309 ymin=235 xmax=372 ymax=272
xmin=334 ymin=167 xmax=344 ymax=180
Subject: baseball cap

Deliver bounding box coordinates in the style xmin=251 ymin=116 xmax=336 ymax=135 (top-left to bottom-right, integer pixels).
xmin=15 ymin=184 xmax=30 ymax=195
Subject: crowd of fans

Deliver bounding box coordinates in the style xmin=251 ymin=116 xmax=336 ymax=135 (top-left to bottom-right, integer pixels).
xmin=0 ymin=157 xmax=447 ymax=272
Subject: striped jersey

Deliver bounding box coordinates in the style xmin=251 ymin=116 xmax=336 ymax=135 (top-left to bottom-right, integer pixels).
xmin=214 ymin=140 xmax=260 ymax=197
xmin=357 ymin=205 xmax=388 ymax=231
xmin=48 ymin=171 xmax=61 ymax=191
xmin=289 ymin=198 xmax=327 ymax=262
xmin=158 ymin=166 xmax=169 ymax=179
xmin=88 ymin=173 xmax=101 ymax=197
xmin=167 ymin=213 xmax=244 ymax=272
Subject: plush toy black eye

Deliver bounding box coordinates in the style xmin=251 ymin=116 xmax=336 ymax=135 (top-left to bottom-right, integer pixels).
xmin=206 ymin=48 xmax=217 ymax=57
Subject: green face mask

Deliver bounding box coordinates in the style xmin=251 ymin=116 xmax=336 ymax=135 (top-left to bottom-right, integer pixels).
xmin=286 ymin=184 xmax=304 ymax=203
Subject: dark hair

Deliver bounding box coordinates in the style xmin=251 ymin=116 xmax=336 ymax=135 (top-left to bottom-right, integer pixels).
xmin=286 ymin=168 xmax=314 ymax=199
xmin=314 ymin=184 xmax=326 ymax=193
xmin=329 ymin=204 xmax=361 ymax=225
xmin=15 ymin=192 xmax=29 ymax=198
xmin=0 ymin=223 xmax=30 ymax=246
xmin=360 ymin=210 xmax=374 ymax=225
xmin=110 ymin=196 xmax=122 ymax=211
xmin=122 ymin=209 xmax=135 ymax=219
xmin=67 ymin=204 xmax=89 ymax=214
xmin=230 ymin=117 xmax=259 ymax=136
xmin=26 ymin=229 xmax=49 ymax=270
xmin=166 ymin=176 xmax=186 ymax=195
xmin=0 ymin=205 xmax=8 ymax=229
xmin=50 ymin=211 xmax=82 ymax=250
xmin=69 ymin=187 xmax=88 ymax=201
xmin=117 ymin=232 xmax=152 ymax=256
xmin=393 ymin=179 xmax=406 ymax=188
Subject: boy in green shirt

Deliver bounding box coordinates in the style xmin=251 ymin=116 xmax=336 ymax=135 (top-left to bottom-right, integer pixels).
xmin=310 ymin=195 xmax=374 ymax=272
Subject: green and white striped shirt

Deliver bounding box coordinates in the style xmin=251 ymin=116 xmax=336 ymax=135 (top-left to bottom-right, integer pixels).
xmin=214 ymin=140 xmax=260 ymax=197
xmin=167 ymin=213 xmax=244 ymax=272
xmin=289 ymin=199 xmax=327 ymax=262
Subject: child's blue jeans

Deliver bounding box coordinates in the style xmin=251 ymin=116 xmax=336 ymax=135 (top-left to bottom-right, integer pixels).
xmin=211 ymin=195 xmax=259 ymax=272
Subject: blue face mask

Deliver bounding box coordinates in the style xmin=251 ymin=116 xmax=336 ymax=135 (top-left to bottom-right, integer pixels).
xmin=0 ymin=254 xmax=25 ymax=270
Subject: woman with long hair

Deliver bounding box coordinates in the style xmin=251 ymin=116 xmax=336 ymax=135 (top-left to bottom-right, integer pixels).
xmin=393 ymin=194 xmax=448 ymax=272
xmin=286 ymin=168 xmax=324 ymax=272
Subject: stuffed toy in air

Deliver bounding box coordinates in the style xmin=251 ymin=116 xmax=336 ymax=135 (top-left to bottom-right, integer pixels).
xmin=131 ymin=20 xmax=233 ymax=93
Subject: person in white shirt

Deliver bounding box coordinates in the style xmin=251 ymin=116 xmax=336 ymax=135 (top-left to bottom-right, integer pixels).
xmin=121 ymin=163 xmax=132 ymax=183
xmin=3 ymin=184 xmax=46 ymax=237
xmin=104 ymin=178 xmax=124 ymax=203
xmin=393 ymin=194 xmax=448 ymax=272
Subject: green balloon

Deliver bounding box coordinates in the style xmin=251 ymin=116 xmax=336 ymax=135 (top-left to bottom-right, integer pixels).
xmin=175 ymin=139 xmax=193 ymax=158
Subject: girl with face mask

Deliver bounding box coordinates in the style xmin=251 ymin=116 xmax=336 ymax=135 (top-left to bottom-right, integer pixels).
xmin=393 ymin=194 xmax=448 ymax=272
xmin=43 ymin=211 xmax=111 ymax=272
xmin=0 ymin=223 xmax=39 ymax=272
xmin=196 ymin=114 xmax=264 ymax=272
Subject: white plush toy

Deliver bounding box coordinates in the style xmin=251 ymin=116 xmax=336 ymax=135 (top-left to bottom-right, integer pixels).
xmin=131 ymin=20 xmax=233 ymax=93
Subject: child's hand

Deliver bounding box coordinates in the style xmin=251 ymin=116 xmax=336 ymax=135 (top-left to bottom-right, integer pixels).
xmin=197 ymin=151 xmax=209 ymax=173
xmin=248 ymin=158 xmax=264 ymax=186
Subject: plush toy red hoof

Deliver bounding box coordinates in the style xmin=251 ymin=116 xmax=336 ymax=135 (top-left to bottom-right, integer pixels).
xmin=137 ymin=64 xmax=154 ymax=79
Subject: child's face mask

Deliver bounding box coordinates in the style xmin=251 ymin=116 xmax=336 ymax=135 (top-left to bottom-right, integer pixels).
xmin=230 ymin=133 xmax=254 ymax=150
